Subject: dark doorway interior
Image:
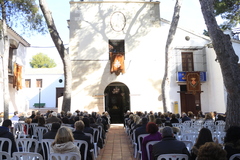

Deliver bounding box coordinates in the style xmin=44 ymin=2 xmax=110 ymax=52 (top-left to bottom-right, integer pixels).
xmin=180 ymin=85 xmax=201 ymax=116
xmin=56 ymin=88 xmax=64 ymax=108
xmin=104 ymin=83 xmax=130 ymax=123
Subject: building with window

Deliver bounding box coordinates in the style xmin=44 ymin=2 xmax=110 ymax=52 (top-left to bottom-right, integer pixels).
xmin=24 ymin=68 xmax=64 ymax=112
xmin=0 ymin=26 xmax=30 ymax=116
xmin=68 ymin=0 xmax=240 ymax=123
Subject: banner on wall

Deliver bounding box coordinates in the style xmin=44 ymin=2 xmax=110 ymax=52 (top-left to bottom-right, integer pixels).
xmin=110 ymin=53 xmax=125 ymax=76
xmin=186 ymin=72 xmax=201 ymax=94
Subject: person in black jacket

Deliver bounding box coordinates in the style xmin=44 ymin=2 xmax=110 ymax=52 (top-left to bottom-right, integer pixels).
xmin=43 ymin=122 xmax=61 ymax=139
xmin=134 ymin=117 xmax=148 ymax=150
xmin=0 ymin=119 xmax=17 ymax=156
xmin=152 ymin=126 xmax=190 ymax=160
xmin=73 ymin=120 xmax=93 ymax=160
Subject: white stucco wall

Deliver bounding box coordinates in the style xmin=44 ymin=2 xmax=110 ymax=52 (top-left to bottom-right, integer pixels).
xmin=70 ymin=1 xmax=163 ymax=113
xmin=69 ymin=1 xmax=240 ymax=115
xmin=0 ymin=29 xmax=30 ymax=115
xmin=24 ymin=69 xmax=64 ymax=109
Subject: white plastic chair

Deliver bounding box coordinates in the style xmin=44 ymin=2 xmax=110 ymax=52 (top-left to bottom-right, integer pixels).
xmin=0 ymin=151 xmax=11 ymax=160
xmin=12 ymin=152 xmax=43 ymax=160
xmin=73 ymin=140 xmax=88 ymax=160
xmin=42 ymin=139 xmax=54 ymax=160
xmin=45 ymin=123 xmax=52 ymax=131
xmin=49 ymin=152 xmax=81 ymax=160
xmin=85 ymin=133 xmax=93 ymax=144
xmin=84 ymin=133 xmax=95 ymax=160
xmin=137 ymin=134 xmax=149 ymax=160
xmin=181 ymin=133 xmax=198 ymax=144
xmin=0 ymin=137 xmax=12 ymax=156
xmin=132 ymin=129 xmax=138 ymax=158
xmin=16 ymin=138 xmax=38 ymax=152
xmin=146 ymin=141 xmax=160 ymax=160
xmin=29 ymin=123 xmax=38 ymax=137
xmin=93 ymin=128 xmax=100 ymax=158
xmin=182 ymin=140 xmax=193 ymax=152
xmin=32 ymin=126 xmax=48 ymax=144
xmin=14 ymin=122 xmax=29 ymax=138
xmin=157 ymin=154 xmax=188 ymax=160
xmin=172 ymin=123 xmax=180 ymax=128
xmin=229 ymin=153 xmax=240 ymax=160
xmin=203 ymin=120 xmax=215 ymax=132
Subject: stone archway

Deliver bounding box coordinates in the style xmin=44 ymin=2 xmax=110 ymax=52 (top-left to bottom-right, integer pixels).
xmin=104 ymin=82 xmax=130 ymax=123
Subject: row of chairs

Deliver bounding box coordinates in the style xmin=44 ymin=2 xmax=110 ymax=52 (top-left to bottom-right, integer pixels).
xmin=0 ymin=137 xmax=89 ymax=160
xmin=0 ymin=151 xmax=80 ymax=160
xmin=13 ymin=121 xmax=104 ymax=157
xmin=1 ymin=120 xmax=106 ymax=160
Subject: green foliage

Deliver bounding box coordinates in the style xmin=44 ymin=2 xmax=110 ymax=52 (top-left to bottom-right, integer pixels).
xmin=0 ymin=0 xmax=47 ymax=35
xmin=203 ymin=29 xmax=209 ymax=37
xmin=30 ymin=53 xmax=57 ymax=68
xmin=214 ymin=0 xmax=240 ymax=30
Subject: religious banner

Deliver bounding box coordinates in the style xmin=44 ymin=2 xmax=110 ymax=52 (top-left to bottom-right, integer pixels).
xmin=110 ymin=53 xmax=125 ymax=76
xmin=13 ymin=63 xmax=22 ymax=90
xmin=186 ymin=72 xmax=201 ymax=94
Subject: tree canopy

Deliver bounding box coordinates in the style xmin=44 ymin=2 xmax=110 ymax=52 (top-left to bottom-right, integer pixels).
xmin=30 ymin=53 xmax=56 ymax=68
xmin=0 ymin=0 xmax=47 ymax=35
xmin=214 ymin=0 xmax=240 ymax=30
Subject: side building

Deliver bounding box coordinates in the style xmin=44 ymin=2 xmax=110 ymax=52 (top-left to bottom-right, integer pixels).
xmin=0 ymin=26 xmax=30 ymax=117
xmin=24 ymin=68 xmax=64 ymax=113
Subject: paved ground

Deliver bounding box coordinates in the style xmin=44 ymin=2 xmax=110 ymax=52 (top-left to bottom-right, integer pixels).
xmin=97 ymin=124 xmax=137 ymax=160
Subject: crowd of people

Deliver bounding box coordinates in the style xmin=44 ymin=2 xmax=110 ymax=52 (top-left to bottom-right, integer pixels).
xmin=1 ymin=109 xmax=240 ymax=160
xmin=123 ymin=110 xmax=240 ymax=160
xmin=0 ymin=110 xmax=111 ymax=160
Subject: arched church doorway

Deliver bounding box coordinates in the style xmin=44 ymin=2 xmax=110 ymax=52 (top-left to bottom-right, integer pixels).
xmin=104 ymin=82 xmax=130 ymax=123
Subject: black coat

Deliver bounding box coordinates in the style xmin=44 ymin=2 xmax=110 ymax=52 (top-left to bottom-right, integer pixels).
xmin=0 ymin=126 xmax=17 ymax=156
xmin=152 ymin=136 xmax=190 ymax=160
xmin=135 ymin=124 xmax=148 ymax=149
xmin=43 ymin=129 xmax=58 ymax=139
xmin=73 ymin=130 xmax=93 ymax=160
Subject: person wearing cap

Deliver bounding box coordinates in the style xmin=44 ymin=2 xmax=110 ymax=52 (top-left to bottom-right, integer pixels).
xmin=46 ymin=112 xmax=62 ymax=124
xmin=152 ymin=126 xmax=190 ymax=160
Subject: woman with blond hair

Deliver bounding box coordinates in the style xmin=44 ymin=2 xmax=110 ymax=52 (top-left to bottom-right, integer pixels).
xmin=51 ymin=126 xmax=80 ymax=157
xmin=148 ymin=114 xmax=156 ymax=123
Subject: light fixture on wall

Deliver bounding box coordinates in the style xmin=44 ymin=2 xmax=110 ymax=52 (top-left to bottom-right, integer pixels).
xmin=112 ymin=86 xmax=120 ymax=94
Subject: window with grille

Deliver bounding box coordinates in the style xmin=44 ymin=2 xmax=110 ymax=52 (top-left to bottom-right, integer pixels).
xmin=182 ymin=52 xmax=194 ymax=71
xmin=36 ymin=79 xmax=42 ymax=88
xmin=8 ymin=48 xmax=14 ymax=74
xmin=109 ymin=40 xmax=125 ymax=60
xmin=25 ymin=79 xmax=31 ymax=88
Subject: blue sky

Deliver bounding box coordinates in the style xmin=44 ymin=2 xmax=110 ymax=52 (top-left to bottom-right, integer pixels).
xmin=24 ymin=0 xmax=207 ymax=47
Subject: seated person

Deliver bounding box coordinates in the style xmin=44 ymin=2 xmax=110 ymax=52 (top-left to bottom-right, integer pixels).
xmin=51 ymin=126 xmax=80 ymax=157
xmin=73 ymin=120 xmax=93 ymax=160
xmin=191 ymin=128 xmax=213 ymax=160
xmin=142 ymin=122 xmax=162 ymax=160
xmin=0 ymin=119 xmax=17 ymax=156
xmin=43 ymin=122 xmax=61 ymax=139
xmin=224 ymin=126 xmax=240 ymax=160
xmin=152 ymin=126 xmax=190 ymax=160
xmin=135 ymin=117 xmax=148 ymax=150
xmin=198 ymin=142 xmax=227 ymax=160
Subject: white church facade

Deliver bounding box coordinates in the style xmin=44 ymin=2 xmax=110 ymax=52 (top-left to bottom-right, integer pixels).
xmin=68 ymin=0 xmax=240 ymax=122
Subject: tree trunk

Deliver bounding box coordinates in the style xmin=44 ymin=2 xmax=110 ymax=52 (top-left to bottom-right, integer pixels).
xmin=162 ymin=0 xmax=182 ymax=112
xmin=1 ymin=1 xmax=11 ymax=120
xmin=199 ymin=0 xmax=240 ymax=129
xmin=39 ymin=0 xmax=72 ymax=113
